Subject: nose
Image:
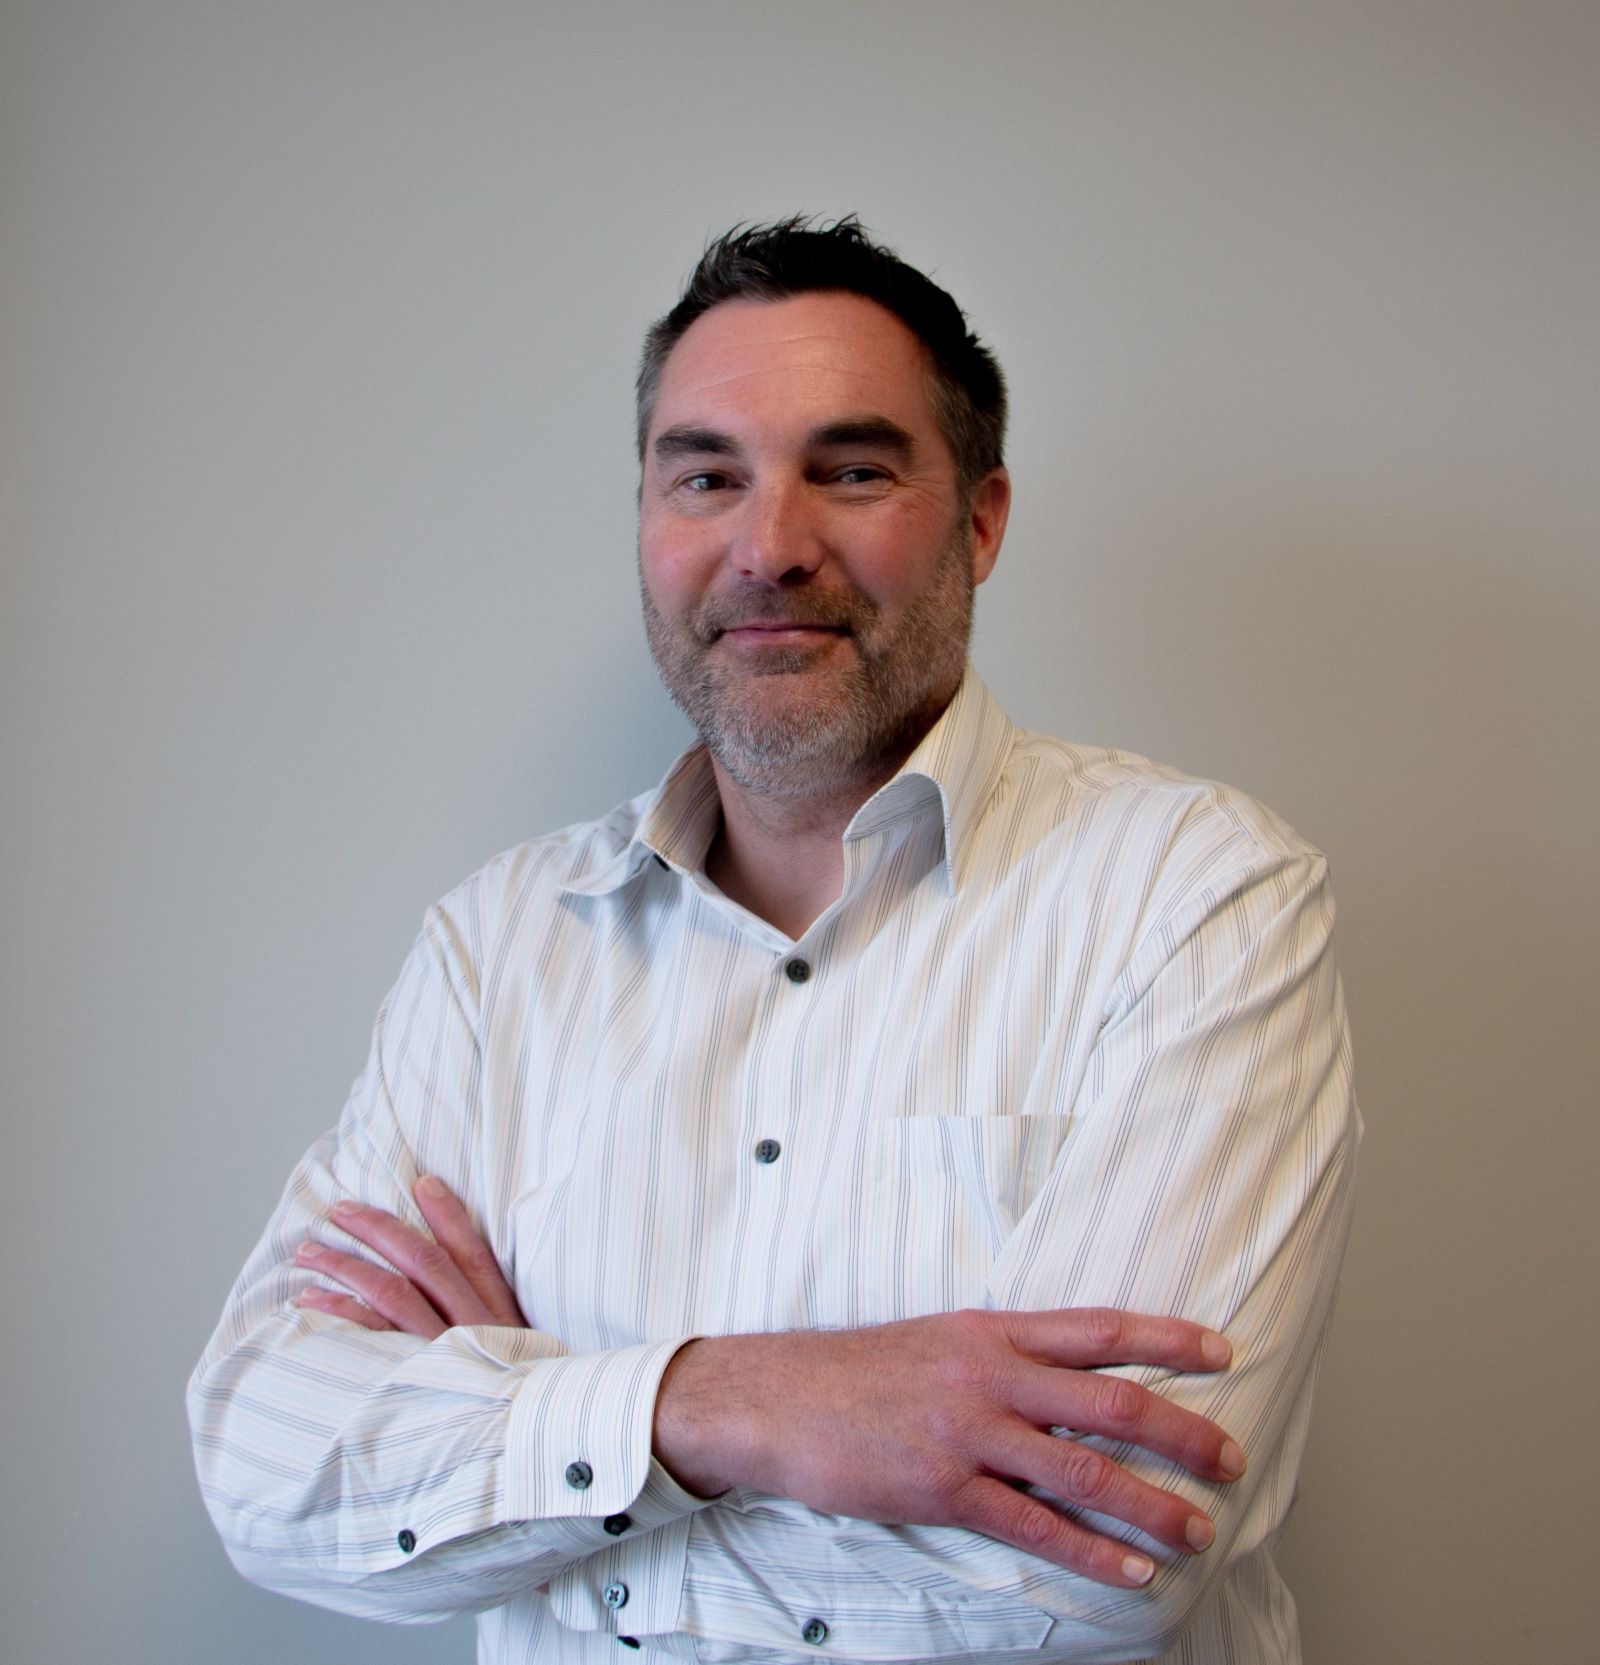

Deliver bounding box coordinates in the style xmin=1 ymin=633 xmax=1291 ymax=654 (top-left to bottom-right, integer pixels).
xmin=732 ymin=479 xmax=824 ymax=583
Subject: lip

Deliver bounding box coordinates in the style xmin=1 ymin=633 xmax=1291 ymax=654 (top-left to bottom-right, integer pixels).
xmin=720 ymin=623 xmax=847 ymax=642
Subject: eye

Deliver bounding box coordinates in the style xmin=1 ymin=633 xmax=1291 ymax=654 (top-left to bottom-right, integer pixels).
xmin=832 ymin=465 xmax=889 ymax=486
xmin=679 ymin=470 xmax=731 ymax=493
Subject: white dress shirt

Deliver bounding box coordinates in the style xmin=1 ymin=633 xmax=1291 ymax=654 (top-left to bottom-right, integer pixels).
xmin=189 ymin=668 xmax=1359 ymax=1664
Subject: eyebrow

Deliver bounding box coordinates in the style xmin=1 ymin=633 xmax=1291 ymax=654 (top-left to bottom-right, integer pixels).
xmin=652 ymin=425 xmax=740 ymax=460
xmin=652 ymin=416 xmax=918 ymax=464
xmin=807 ymin=418 xmax=917 ymax=461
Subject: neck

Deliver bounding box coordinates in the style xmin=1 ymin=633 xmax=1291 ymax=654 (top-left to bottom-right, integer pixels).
xmin=701 ymin=756 xmax=889 ymax=942
xmin=698 ymin=675 xmax=966 ymax=939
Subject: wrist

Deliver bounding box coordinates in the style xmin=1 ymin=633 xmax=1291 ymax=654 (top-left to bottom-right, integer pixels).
xmin=652 ymin=1334 xmax=766 ymax=1498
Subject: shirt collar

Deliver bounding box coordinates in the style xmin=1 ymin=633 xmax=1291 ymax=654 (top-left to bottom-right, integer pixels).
xmin=843 ymin=666 xmax=1015 ymax=896
xmin=557 ymin=665 xmax=1016 ymax=899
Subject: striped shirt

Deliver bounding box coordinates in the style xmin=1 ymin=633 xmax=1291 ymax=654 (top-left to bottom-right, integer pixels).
xmin=188 ymin=667 xmax=1358 ymax=1664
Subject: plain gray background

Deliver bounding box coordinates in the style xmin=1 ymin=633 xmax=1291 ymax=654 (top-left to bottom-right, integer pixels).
xmin=3 ymin=2 xmax=1596 ymax=1660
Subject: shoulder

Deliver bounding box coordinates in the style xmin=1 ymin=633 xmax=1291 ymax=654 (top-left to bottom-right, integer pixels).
xmin=993 ymin=728 xmax=1328 ymax=918
xmin=1010 ymin=728 xmax=1319 ymax=853
xmin=406 ymin=789 xmax=657 ymax=981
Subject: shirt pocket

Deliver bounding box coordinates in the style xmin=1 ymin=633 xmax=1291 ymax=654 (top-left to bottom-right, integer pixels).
xmin=858 ymin=1114 xmax=1074 ymax=1321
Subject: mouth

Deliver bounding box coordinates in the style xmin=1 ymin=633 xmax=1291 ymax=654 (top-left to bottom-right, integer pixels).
xmin=722 ymin=622 xmax=849 ymax=639
xmin=716 ymin=621 xmax=850 ymax=645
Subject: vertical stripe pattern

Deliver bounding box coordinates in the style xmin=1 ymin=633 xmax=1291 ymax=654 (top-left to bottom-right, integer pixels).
xmin=189 ymin=669 xmax=1358 ymax=1663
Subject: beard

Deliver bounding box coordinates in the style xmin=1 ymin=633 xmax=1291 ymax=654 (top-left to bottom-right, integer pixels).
xmin=641 ymin=526 xmax=975 ymax=799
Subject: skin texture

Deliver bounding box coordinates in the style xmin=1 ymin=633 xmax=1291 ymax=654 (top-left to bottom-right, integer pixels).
xmin=299 ymin=1178 xmax=1244 ymax=1589
xmin=296 ymin=293 xmax=1245 ymax=1589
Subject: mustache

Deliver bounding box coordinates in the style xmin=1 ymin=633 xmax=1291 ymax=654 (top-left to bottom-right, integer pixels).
xmin=693 ymin=586 xmax=877 ymax=640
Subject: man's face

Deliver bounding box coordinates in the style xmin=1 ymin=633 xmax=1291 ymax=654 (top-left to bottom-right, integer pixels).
xmin=638 ymin=291 xmax=1008 ymax=798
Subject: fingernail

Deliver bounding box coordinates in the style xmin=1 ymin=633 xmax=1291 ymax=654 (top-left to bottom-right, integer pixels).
xmin=329 ymin=1200 xmax=359 ymax=1218
xmin=416 ymin=1175 xmax=447 ymax=1198
xmin=1219 ymin=1439 xmax=1247 ymax=1480
xmin=1201 ymin=1332 xmax=1232 ymax=1368
xmin=1185 ymin=1515 xmax=1215 ymax=1552
xmin=1123 ymin=1554 xmax=1155 ymax=1586
xmin=295 ymin=1242 xmax=325 ymax=1262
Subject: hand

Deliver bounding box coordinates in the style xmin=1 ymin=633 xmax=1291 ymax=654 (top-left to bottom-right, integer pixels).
xmin=298 ymin=1183 xmax=1242 ymax=1589
xmin=653 ymin=1309 xmax=1245 ymax=1589
xmin=295 ymin=1176 xmax=528 ymax=1337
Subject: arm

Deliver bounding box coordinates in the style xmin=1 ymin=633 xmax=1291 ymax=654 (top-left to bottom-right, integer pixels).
xmin=309 ymin=1188 xmax=1241 ymax=1588
xmin=289 ymin=845 xmax=1356 ymax=1655
xmin=665 ymin=846 xmax=1358 ymax=1659
xmin=186 ymin=903 xmax=712 ymax=1623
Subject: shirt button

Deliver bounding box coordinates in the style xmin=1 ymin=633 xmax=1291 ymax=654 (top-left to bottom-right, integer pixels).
xmin=784 ymin=958 xmax=811 ymax=983
xmin=603 ymin=1512 xmax=632 ymax=1536
xmin=753 ymin=1138 xmax=781 ymax=1164
xmin=604 ymin=1581 xmax=630 ymax=1610
xmin=618 ymin=1640 xmax=641 ymax=1651
xmin=802 ymin=1617 xmax=829 ymax=1645
xmin=396 ymin=1529 xmax=416 ymax=1554
xmin=565 ymin=1460 xmax=594 ymax=1490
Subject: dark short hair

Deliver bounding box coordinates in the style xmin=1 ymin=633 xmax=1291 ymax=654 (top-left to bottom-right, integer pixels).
xmin=636 ymin=216 xmax=1007 ymax=496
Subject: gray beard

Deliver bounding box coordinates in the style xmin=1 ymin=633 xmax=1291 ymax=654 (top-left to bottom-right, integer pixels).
xmin=641 ymin=531 xmax=975 ymax=800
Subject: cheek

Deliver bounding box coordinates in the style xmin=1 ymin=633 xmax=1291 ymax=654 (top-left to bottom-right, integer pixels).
xmin=638 ymin=531 xmax=711 ymax=617
xmin=845 ymin=528 xmax=951 ymax=614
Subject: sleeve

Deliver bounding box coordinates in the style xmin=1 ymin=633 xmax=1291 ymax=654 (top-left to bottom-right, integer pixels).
xmin=661 ymin=845 xmax=1359 ymax=1662
xmin=186 ymin=898 xmax=712 ymax=1623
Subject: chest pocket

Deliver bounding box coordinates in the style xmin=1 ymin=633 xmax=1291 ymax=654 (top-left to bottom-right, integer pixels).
xmin=859 ymin=1113 xmax=1074 ymax=1321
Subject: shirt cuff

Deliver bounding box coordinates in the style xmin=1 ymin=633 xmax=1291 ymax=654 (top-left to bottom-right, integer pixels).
xmin=504 ymin=1336 xmax=708 ymax=1523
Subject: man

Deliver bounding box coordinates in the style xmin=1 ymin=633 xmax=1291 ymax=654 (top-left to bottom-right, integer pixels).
xmin=190 ymin=219 xmax=1358 ymax=1663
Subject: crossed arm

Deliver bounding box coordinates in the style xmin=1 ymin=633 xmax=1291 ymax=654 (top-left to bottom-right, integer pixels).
xmin=195 ymin=841 xmax=1356 ymax=1653
xmin=298 ymin=1179 xmax=1243 ymax=1590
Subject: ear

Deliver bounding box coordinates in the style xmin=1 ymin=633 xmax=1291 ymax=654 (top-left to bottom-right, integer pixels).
xmin=967 ymin=468 xmax=1011 ymax=587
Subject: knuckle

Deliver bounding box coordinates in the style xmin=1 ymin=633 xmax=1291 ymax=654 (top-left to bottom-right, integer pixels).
xmin=922 ymin=1399 xmax=978 ymax=1455
xmin=1093 ymin=1374 xmax=1147 ymax=1431
xmin=374 ymin=1271 xmax=416 ymax=1308
xmin=918 ymin=1454 xmax=969 ymax=1510
xmin=411 ymin=1238 xmax=453 ymax=1276
xmin=1010 ymin=1501 xmax=1063 ymax=1555
xmin=947 ymin=1307 xmax=992 ymax=1346
xmin=941 ymin=1350 xmax=991 ymax=1398
xmin=1059 ymin=1443 xmax=1112 ymax=1505
xmin=1081 ymin=1306 xmax=1127 ymax=1356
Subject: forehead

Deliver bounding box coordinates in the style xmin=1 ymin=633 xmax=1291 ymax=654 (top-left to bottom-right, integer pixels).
xmin=649 ymin=291 xmax=942 ymax=446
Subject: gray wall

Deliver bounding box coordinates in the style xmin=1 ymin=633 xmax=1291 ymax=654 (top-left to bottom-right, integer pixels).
xmin=3 ymin=2 xmax=1595 ymax=1660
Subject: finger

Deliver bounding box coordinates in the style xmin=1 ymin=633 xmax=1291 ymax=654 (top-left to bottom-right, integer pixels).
xmin=413 ymin=1176 xmax=527 ymax=1326
xmin=326 ymin=1199 xmax=496 ymax=1327
xmin=1002 ymin=1307 xmax=1233 ymax=1375
xmin=957 ymin=1474 xmax=1159 ymax=1588
xmin=294 ymin=1241 xmax=448 ymax=1339
xmin=995 ymin=1423 xmax=1216 ymax=1558
xmin=297 ymin=1285 xmax=398 ymax=1332
xmin=1012 ymin=1360 xmax=1245 ymax=1483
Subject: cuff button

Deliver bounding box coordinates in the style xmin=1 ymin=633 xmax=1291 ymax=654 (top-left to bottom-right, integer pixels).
xmin=396 ymin=1529 xmax=416 ymax=1554
xmin=603 ymin=1512 xmax=632 ymax=1536
xmin=565 ymin=1460 xmax=594 ymax=1490
xmin=802 ymin=1618 xmax=829 ymax=1645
